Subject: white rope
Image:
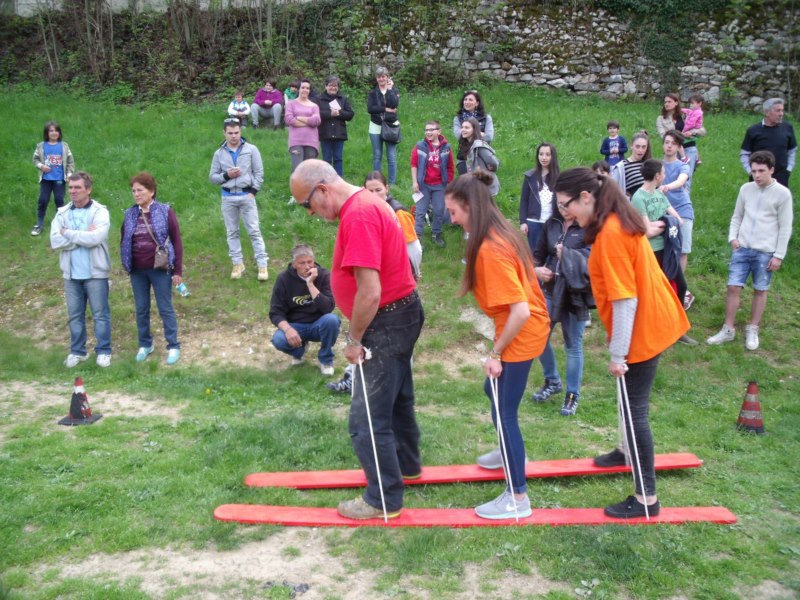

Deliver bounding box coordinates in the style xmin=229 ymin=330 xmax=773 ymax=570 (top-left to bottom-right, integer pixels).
xmin=618 ymin=375 xmax=650 ymax=520
xmin=488 ymin=376 xmax=520 ymax=523
xmin=354 ymin=348 xmax=389 ymax=523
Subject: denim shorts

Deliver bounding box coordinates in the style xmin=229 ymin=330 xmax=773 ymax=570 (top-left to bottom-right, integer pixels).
xmin=727 ymin=247 xmax=773 ymax=291
xmin=679 ymin=218 xmax=693 ymax=254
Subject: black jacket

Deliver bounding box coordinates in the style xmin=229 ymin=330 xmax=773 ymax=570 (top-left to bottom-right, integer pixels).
xmin=269 ymin=262 xmax=335 ymax=326
xmin=367 ymin=86 xmax=400 ymax=125
xmin=315 ymin=92 xmax=355 ymax=142
xmin=533 ymin=217 xmax=593 ymax=320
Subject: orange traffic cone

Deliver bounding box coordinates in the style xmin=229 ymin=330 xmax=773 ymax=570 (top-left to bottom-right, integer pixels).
xmin=58 ymin=376 xmax=103 ymax=426
xmin=736 ymin=380 xmax=764 ymax=434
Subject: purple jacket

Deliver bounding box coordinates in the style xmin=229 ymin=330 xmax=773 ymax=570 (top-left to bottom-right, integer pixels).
xmin=253 ymin=88 xmax=283 ymax=107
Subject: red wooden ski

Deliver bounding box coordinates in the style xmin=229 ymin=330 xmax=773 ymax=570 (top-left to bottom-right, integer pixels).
xmin=215 ymin=503 xmax=736 ymax=528
xmin=245 ymin=452 xmax=702 ymax=489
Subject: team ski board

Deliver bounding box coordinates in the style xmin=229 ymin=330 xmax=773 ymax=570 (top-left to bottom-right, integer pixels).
xmin=214 ymin=504 xmax=736 ymax=528
xmin=245 ymin=452 xmax=703 ymax=489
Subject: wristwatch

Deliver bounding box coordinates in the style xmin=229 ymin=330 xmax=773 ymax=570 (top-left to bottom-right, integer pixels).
xmin=488 ymin=349 xmax=502 ymax=361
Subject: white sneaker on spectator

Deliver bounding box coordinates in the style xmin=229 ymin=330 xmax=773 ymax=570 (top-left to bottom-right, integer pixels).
xmin=745 ymin=324 xmax=760 ymax=350
xmin=707 ymin=325 xmax=735 ymax=345
xmin=96 ymin=354 xmax=111 ymax=368
xmin=64 ymin=353 xmax=89 ymax=368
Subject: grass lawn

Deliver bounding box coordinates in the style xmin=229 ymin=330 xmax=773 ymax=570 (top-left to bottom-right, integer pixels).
xmin=0 ymin=83 xmax=799 ymax=599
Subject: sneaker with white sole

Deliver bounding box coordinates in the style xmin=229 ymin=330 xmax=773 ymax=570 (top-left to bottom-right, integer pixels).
xmin=683 ymin=291 xmax=696 ymax=310
xmin=337 ymin=496 xmax=401 ymax=520
xmin=96 ymin=354 xmax=111 ymax=368
xmin=706 ymin=325 xmax=735 ymax=345
xmin=135 ymin=346 xmax=154 ymax=362
xmin=532 ymin=378 xmax=563 ymax=403
xmin=744 ymin=324 xmax=759 ymax=350
xmin=475 ymin=489 xmax=532 ymax=520
xmin=477 ymin=447 xmax=528 ymax=470
xmin=31 ymin=225 xmax=43 ymax=236
xmin=291 ymin=357 xmax=305 ymax=366
xmin=326 ymin=368 xmax=353 ymax=393
xmin=258 ymin=266 xmax=269 ymax=281
xmin=64 ymin=353 xmax=89 ymax=368
xmin=166 ymin=348 xmax=181 ymax=365
xmin=230 ymin=263 xmax=245 ymax=279
xmin=318 ymin=361 xmax=334 ymax=376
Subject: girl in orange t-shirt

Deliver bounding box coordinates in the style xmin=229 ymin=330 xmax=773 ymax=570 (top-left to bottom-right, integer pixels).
xmin=554 ymin=168 xmax=690 ymax=520
xmin=445 ymin=170 xmax=550 ymax=520
xmin=364 ymin=171 xmax=422 ymax=280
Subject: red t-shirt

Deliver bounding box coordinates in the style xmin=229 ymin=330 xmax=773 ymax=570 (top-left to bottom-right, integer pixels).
xmin=332 ymin=189 xmax=416 ymax=319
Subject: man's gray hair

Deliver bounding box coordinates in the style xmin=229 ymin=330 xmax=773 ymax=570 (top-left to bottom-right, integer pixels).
xmin=763 ymin=98 xmax=785 ymax=112
xmin=291 ymin=159 xmax=339 ymax=189
xmin=291 ymin=244 xmax=314 ymax=261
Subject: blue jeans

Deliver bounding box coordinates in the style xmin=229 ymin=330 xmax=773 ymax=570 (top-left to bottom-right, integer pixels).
xmin=271 ymin=313 xmax=341 ymax=365
xmin=413 ymin=184 xmax=445 ymax=237
xmin=130 ymin=269 xmax=180 ymax=350
xmin=369 ymin=133 xmax=398 ymax=185
xmin=320 ymin=139 xmax=345 ymax=177
xmin=64 ymin=278 xmax=111 ymax=356
xmin=621 ymin=354 xmax=660 ymax=497
xmin=38 ymin=180 xmax=66 ymax=227
xmin=350 ymin=297 xmax=424 ymax=511
xmin=525 ymin=221 xmax=544 ymax=256
xmin=484 ymin=359 xmax=534 ymax=494
xmin=684 ymin=145 xmax=698 ymax=193
xmin=728 ymin=247 xmax=773 ymax=291
xmin=220 ymin=195 xmax=268 ymax=267
xmin=539 ymin=298 xmax=587 ymax=396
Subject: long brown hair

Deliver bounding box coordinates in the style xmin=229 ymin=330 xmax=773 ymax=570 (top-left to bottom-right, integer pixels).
xmin=457 ymin=117 xmax=482 ymax=160
xmin=660 ymin=92 xmax=682 ymax=120
xmin=630 ymin=130 xmax=652 ymax=161
xmin=446 ymin=169 xmax=535 ymax=296
xmin=554 ymin=168 xmax=646 ymax=244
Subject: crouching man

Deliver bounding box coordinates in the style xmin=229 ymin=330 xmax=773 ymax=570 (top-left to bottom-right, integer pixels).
xmin=269 ymin=244 xmax=340 ymax=375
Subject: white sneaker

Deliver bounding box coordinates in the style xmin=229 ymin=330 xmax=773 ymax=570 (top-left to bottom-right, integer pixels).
xmin=706 ymin=326 xmax=735 ymax=345
xmin=477 ymin=448 xmax=529 ymax=470
xmin=64 ymin=353 xmax=89 ymax=368
xmin=475 ymin=489 xmax=532 ymax=520
xmin=96 ymin=354 xmax=111 ymax=368
xmin=318 ymin=361 xmax=334 ymax=376
xmin=291 ymin=357 xmax=305 ymax=366
xmin=744 ymin=324 xmax=759 ymax=350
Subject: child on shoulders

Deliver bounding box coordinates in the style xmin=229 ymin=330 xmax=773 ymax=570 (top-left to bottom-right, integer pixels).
xmin=680 ymin=94 xmax=705 ymax=166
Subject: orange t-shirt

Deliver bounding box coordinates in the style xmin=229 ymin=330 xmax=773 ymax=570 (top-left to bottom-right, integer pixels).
xmin=472 ymin=234 xmax=550 ymax=362
xmin=588 ymin=213 xmax=690 ymax=363
xmin=396 ymin=210 xmax=418 ymax=243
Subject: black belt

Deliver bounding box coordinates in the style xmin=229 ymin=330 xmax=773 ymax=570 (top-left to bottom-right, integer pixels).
xmin=377 ymin=290 xmax=418 ymax=314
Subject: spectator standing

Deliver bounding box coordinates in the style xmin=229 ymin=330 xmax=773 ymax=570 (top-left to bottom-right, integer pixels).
xmin=366 ymin=67 xmax=400 ymax=185
xmin=459 ymin=117 xmax=500 ymax=196
xmin=519 ymin=142 xmax=560 ymax=255
xmin=600 ymin=120 xmax=628 ymax=167
xmin=610 ymin=131 xmax=652 ymax=198
xmin=285 ymin=79 xmax=321 ymax=173
xmin=120 ymin=172 xmax=183 ymax=365
xmin=411 ymin=120 xmax=455 ymax=248
xmin=50 ymin=172 xmax=112 ymax=368
xmin=31 ymin=121 xmax=75 ymax=237
xmin=315 ymin=75 xmax=355 ymax=177
xmin=740 ymin=98 xmax=797 ymax=187
xmin=707 ymin=151 xmax=793 ymax=350
xmin=453 ymin=90 xmax=495 ymax=175
xmin=208 ymin=119 xmax=269 ymax=281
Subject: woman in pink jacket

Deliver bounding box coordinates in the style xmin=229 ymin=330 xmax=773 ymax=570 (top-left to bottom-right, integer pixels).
xmin=285 ymin=79 xmax=321 ymax=173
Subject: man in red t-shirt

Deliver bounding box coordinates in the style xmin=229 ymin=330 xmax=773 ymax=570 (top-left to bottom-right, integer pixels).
xmin=290 ymin=160 xmax=425 ymax=520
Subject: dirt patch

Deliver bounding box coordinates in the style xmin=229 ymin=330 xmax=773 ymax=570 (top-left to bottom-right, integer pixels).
xmin=735 ymin=580 xmax=798 ymax=600
xmin=37 ymin=528 xmax=567 ymax=599
xmin=0 ymin=381 xmax=186 ymax=446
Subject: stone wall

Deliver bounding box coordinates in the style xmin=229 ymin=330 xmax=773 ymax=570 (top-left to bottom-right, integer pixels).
xmin=352 ymin=1 xmax=798 ymax=111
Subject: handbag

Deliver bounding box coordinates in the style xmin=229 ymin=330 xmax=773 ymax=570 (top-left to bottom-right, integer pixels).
xmin=142 ymin=212 xmax=169 ymax=271
xmin=380 ymin=119 xmax=401 ymax=144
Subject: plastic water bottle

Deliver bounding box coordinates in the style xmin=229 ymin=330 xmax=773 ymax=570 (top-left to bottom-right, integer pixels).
xmin=175 ymin=282 xmax=190 ymax=297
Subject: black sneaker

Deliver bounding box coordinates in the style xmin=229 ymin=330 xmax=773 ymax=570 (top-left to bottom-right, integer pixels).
xmin=604 ymin=495 xmax=660 ymax=519
xmin=593 ymin=448 xmax=627 ymax=467
xmin=30 ymin=225 xmax=43 ymax=236
xmin=531 ymin=378 xmax=563 ymax=403
xmin=560 ymin=392 xmax=579 ymax=416
xmin=431 ymin=233 xmax=446 ymax=248
xmin=326 ymin=370 xmax=352 ymax=394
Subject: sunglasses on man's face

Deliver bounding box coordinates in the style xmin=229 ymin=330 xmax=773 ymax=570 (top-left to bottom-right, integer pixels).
xmin=299 ymin=180 xmax=325 ymax=209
